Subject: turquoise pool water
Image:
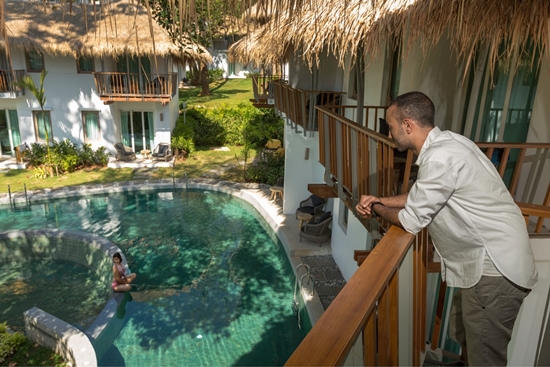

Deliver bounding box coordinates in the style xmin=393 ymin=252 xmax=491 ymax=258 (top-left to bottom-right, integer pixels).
xmin=0 ymin=189 xmax=308 ymax=366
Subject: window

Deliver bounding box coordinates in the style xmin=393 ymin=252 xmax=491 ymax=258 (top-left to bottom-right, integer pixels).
xmin=77 ymin=56 xmax=94 ymax=73
xmin=33 ymin=111 xmax=52 ymax=141
xmin=82 ymin=111 xmax=100 ymax=141
xmin=26 ymin=50 xmax=44 ymax=72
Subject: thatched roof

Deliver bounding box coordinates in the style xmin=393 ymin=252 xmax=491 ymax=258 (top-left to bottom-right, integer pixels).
xmin=2 ymin=0 xmax=211 ymax=64
xmin=230 ymin=0 xmax=550 ymax=73
xmin=228 ymin=22 xmax=290 ymax=66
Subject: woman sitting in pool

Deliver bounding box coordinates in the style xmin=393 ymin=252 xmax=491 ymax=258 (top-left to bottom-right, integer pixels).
xmin=112 ymin=252 xmax=136 ymax=292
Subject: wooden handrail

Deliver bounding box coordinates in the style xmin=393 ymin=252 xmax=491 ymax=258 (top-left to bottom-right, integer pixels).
xmin=93 ymin=72 xmax=177 ymax=99
xmin=273 ymin=81 xmax=345 ymax=134
xmin=0 ymin=69 xmax=25 ymax=94
xmin=286 ymin=226 xmax=417 ymax=366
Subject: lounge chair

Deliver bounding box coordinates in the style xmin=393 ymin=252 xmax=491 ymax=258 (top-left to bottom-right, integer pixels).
xmin=295 ymin=194 xmax=326 ymax=219
xmin=151 ymin=143 xmax=173 ymax=162
xmin=114 ymin=143 xmax=136 ymax=161
xmin=299 ymin=211 xmax=332 ymax=245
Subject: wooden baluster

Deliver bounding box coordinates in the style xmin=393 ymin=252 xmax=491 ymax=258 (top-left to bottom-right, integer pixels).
xmin=388 ymin=271 xmax=399 ymax=366
xmin=509 ymin=147 xmax=526 ymax=197
xmin=378 ymin=285 xmax=390 ymax=366
xmin=498 ymin=148 xmax=511 ymax=178
xmin=535 ymin=182 xmax=550 ymax=233
xmin=363 ymin=310 xmax=377 ymax=366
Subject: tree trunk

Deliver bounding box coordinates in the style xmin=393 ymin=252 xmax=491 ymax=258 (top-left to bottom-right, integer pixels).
xmin=199 ymin=62 xmax=211 ymax=96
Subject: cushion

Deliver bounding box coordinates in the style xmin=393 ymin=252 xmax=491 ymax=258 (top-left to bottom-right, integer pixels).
xmin=297 ymin=207 xmax=314 ymax=215
xmin=315 ymin=211 xmax=332 ymax=223
xmin=311 ymin=195 xmax=325 ymax=207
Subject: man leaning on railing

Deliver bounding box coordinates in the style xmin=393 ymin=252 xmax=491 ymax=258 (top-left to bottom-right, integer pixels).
xmin=355 ymin=91 xmax=538 ymax=367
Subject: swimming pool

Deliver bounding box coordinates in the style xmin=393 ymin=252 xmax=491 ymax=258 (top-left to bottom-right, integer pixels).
xmin=0 ymin=188 xmax=309 ymax=366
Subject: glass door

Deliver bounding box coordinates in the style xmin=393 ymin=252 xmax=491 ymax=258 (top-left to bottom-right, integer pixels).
xmin=132 ymin=111 xmax=144 ymax=152
xmin=462 ymin=42 xmax=541 ymax=185
xmin=0 ymin=109 xmax=20 ymax=157
xmin=120 ymin=111 xmax=154 ymax=152
xmin=0 ymin=111 xmax=11 ymax=155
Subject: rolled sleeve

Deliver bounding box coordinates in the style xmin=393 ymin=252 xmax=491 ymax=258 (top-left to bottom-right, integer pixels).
xmin=398 ymin=161 xmax=456 ymax=235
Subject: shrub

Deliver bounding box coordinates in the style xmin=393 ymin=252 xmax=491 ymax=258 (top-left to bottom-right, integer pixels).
xmin=246 ymin=152 xmax=285 ymax=185
xmin=171 ymin=114 xmax=196 ymax=157
xmin=180 ymin=105 xmax=284 ymax=148
xmin=93 ymin=146 xmax=110 ymax=166
xmin=0 ymin=322 xmax=26 ymax=364
xmin=25 ymin=140 xmax=110 ymax=178
xmin=208 ymin=69 xmax=225 ymax=82
xmin=187 ymin=108 xmax=226 ymax=147
xmin=25 ymin=142 xmax=48 ymax=166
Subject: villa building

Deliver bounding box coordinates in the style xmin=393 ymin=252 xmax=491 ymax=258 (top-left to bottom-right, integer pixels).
xmin=0 ymin=0 xmax=209 ymax=162
xmin=230 ymin=1 xmax=550 ymax=366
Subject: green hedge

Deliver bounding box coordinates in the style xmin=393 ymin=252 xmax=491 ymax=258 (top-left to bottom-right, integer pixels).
xmin=172 ymin=104 xmax=284 ymax=149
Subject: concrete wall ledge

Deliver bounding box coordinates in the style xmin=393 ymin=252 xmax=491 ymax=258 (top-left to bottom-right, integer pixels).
xmin=24 ymin=307 xmax=97 ymax=367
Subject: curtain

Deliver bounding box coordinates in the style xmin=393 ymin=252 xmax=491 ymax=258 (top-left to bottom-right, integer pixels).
xmin=8 ymin=110 xmax=20 ymax=146
xmin=120 ymin=111 xmax=130 ymax=146
xmin=146 ymin=112 xmax=154 ymax=148
xmin=84 ymin=112 xmax=99 ymax=140
xmin=78 ymin=57 xmax=94 ymax=72
xmin=36 ymin=112 xmax=51 ymax=141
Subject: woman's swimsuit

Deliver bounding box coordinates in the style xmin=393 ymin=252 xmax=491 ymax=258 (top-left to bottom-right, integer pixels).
xmin=111 ymin=263 xmax=126 ymax=290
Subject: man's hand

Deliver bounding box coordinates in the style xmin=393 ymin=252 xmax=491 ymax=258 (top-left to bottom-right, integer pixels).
xmin=356 ymin=195 xmax=380 ymax=218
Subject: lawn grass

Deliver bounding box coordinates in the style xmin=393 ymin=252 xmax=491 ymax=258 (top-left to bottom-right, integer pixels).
xmin=179 ymin=78 xmax=254 ymax=108
xmin=0 ymin=146 xmax=260 ymax=194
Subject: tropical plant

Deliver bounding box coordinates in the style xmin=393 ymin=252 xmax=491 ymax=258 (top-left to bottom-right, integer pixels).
xmin=0 ymin=322 xmax=26 ymax=364
xmin=12 ymin=69 xmax=54 ymax=174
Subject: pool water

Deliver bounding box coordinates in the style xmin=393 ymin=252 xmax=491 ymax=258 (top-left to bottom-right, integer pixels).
xmin=0 ymin=259 xmax=110 ymax=332
xmin=0 ymin=189 xmax=308 ymax=366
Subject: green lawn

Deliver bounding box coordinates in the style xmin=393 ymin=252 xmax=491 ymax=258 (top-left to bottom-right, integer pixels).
xmin=179 ymin=78 xmax=254 ymax=108
xmin=0 ymin=78 xmax=259 ymax=195
xmin=0 ymin=146 xmax=260 ymax=195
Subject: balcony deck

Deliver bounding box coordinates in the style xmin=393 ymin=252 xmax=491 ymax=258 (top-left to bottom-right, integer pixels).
xmin=93 ymin=72 xmax=177 ymax=105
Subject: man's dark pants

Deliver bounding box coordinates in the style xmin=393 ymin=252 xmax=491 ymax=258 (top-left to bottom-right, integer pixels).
xmin=449 ymin=276 xmax=530 ymax=366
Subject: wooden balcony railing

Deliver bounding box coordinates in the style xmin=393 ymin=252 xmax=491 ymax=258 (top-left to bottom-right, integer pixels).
xmin=0 ymin=69 xmax=25 ymax=95
xmin=287 ymin=226 xmax=428 ymax=366
xmin=317 ymin=105 xmax=415 ymax=202
xmin=273 ymin=81 xmax=346 ymax=135
xmin=251 ymin=74 xmax=284 ymax=107
xmin=285 ymin=106 xmax=550 ymax=367
xmin=93 ymin=72 xmax=177 ymax=104
xmin=477 ymin=142 xmax=550 ymax=233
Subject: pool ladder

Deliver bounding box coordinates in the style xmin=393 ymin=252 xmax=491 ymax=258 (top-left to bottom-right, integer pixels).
xmin=293 ymin=263 xmax=315 ymax=329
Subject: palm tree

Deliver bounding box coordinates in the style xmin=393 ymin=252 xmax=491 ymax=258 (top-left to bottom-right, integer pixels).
xmin=12 ymin=69 xmax=54 ymax=174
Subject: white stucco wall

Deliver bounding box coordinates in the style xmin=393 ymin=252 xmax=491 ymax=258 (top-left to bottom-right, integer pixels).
xmin=0 ymin=50 xmax=179 ymax=154
xmin=282 ymin=126 xmax=326 ymax=215
xmin=397 ymin=37 xmax=458 ymax=130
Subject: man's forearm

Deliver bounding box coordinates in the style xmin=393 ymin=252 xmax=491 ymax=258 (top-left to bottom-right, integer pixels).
xmin=379 ymin=193 xmax=408 ymax=208
xmin=372 ymin=202 xmax=403 ymax=228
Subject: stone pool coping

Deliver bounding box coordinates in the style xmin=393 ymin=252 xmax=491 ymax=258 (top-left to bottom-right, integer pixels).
xmin=1 ymin=178 xmax=328 ymax=362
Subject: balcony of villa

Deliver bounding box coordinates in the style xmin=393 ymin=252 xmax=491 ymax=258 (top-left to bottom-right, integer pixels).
xmin=267 ymin=81 xmax=346 ymax=132
xmin=0 ymin=69 xmax=26 ymax=97
xmin=283 ymin=104 xmax=550 ymax=366
xmin=93 ymin=72 xmax=177 ymax=105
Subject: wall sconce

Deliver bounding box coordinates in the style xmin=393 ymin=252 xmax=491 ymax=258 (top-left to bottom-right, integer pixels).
xmin=304 ymin=147 xmax=310 ymax=160
xmin=160 ymin=113 xmax=164 ymax=121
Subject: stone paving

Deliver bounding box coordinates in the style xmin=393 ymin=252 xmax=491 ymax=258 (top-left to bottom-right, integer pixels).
xmin=299 ymin=255 xmax=347 ymax=310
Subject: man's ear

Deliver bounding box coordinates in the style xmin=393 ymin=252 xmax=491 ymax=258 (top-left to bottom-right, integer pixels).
xmin=402 ymin=119 xmax=414 ymax=134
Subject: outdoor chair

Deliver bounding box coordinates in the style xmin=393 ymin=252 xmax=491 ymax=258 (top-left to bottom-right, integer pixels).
xmin=295 ymin=194 xmax=325 ymax=219
xmin=262 ymin=139 xmax=283 ymax=160
xmin=114 ymin=143 xmax=136 ymax=162
xmin=151 ymin=143 xmax=173 ymax=162
xmin=299 ymin=211 xmax=332 ymax=245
